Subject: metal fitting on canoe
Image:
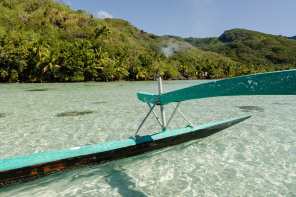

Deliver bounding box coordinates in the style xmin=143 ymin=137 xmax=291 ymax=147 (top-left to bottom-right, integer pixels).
xmin=155 ymin=99 xmax=160 ymax=105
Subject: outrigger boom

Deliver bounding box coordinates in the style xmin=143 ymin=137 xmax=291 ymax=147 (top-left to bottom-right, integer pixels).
xmin=138 ymin=69 xmax=296 ymax=105
xmin=135 ymin=69 xmax=296 ymax=137
xmin=1 ymin=69 xmax=296 ymax=187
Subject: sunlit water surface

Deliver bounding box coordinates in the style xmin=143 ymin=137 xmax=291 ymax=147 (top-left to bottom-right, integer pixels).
xmin=0 ymin=80 xmax=295 ymax=197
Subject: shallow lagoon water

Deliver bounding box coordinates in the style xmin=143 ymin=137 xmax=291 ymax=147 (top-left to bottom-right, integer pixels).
xmin=0 ymin=80 xmax=296 ymax=196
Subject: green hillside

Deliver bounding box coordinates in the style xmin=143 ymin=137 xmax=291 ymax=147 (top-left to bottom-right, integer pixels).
xmin=0 ymin=0 xmax=295 ymax=82
xmin=286 ymin=36 xmax=296 ymax=40
xmin=185 ymin=29 xmax=296 ymax=70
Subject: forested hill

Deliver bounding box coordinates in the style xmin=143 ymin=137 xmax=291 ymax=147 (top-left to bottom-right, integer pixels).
xmin=286 ymin=36 xmax=296 ymax=40
xmin=184 ymin=29 xmax=296 ymax=68
xmin=0 ymin=0 xmax=295 ymax=83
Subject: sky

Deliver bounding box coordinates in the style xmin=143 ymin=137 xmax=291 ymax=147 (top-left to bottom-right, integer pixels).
xmin=63 ymin=0 xmax=296 ymax=38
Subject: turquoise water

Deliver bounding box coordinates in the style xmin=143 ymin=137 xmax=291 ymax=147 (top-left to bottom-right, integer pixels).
xmin=0 ymin=81 xmax=296 ymax=196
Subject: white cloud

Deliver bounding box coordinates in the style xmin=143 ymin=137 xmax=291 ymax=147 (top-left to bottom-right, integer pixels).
xmin=57 ymin=0 xmax=70 ymax=6
xmin=65 ymin=0 xmax=70 ymax=6
xmin=97 ymin=10 xmax=113 ymax=19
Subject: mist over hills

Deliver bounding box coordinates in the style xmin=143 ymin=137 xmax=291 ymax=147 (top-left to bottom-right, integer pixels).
xmin=1 ymin=0 xmax=295 ymax=82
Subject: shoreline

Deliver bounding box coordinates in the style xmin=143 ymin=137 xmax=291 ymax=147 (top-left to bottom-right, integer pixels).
xmin=0 ymin=77 xmax=222 ymax=84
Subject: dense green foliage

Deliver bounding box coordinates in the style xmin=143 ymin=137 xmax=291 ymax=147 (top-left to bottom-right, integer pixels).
xmin=0 ymin=1 xmax=295 ymax=83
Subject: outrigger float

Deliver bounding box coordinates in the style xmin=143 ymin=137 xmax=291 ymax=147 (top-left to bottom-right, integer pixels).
xmin=1 ymin=69 xmax=296 ymax=187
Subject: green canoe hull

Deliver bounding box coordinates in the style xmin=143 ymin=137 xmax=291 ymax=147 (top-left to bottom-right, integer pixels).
xmin=0 ymin=115 xmax=250 ymax=187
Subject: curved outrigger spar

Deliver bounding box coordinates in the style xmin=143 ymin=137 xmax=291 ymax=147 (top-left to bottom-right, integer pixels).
xmin=135 ymin=69 xmax=296 ymax=135
xmin=138 ymin=69 xmax=296 ymax=105
xmin=1 ymin=69 xmax=296 ymax=187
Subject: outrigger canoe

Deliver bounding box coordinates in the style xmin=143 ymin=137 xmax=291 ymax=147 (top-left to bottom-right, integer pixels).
xmin=1 ymin=69 xmax=296 ymax=187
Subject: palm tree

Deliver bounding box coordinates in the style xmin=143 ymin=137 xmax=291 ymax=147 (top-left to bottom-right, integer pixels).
xmin=31 ymin=38 xmax=50 ymax=62
xmin=36 ymin=51 xmax=60 ymax=81
xmin=94 ymin=26 xmax=111 ymax=42
xmin=74 ymin=39 xmax=91 ymax=50
xmin=27 ymin=38 xmax=51 ymax=81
